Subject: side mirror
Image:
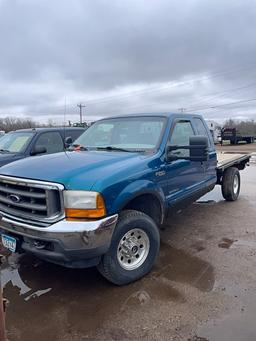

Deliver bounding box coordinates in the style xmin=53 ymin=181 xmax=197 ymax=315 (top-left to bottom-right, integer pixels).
xmin=167 ymin=135 xmax=209 ymax=162
xmin=31 ymin=146 xmax=47 ymax=156
xmin=189 ymin=136 xmax=209 ymax=161
xmin=65 ymin=136 xmax=73 ymax=146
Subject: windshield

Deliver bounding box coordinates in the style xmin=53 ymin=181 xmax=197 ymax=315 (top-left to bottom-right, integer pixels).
xmin=74 ymin=116 xmax=166 ymax=152
xmin=0 ymin=131 xmax=34 ymax=153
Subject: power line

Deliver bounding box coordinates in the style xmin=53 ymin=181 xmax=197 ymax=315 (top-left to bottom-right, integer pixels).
xmin=110 ymin=80 xmax=256 ymax=115
xmin=182 ymin=82 xmax=256 ymax=109
xmin=35 ymin=61 xmax=256 ymax=115
xmin=186 ymin=97 xmax=256 ymax=112
xmin=73 ymin=61 xmax=256 ymax=107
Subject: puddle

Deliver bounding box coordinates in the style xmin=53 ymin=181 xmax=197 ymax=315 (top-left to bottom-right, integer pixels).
xmin=231 ymin=239 xmax=256 ymax=249
xmin=197 ymin=186 xmax=223 ymax=204
xmin=195 ymin=304 xmax=256 ymax=341
xmin=0 ymin=241 xmax=215 ymax=340
xmin=250 ymin=153 xmax=256 ymax=164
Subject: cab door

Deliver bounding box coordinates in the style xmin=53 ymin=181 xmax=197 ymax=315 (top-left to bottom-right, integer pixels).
xmin=192 ymin=117 xmax=217 ymax=185
xmin=33 ymin=131 xmax=64 ymax=155
xmin=164 ymin=119 xmax=204 ymax=205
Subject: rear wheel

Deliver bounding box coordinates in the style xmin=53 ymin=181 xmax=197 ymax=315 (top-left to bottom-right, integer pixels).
xmin=97 ymin=210 xmax=160 ymax=285
xmin=221 ymin=167 xmax=240 ymax=201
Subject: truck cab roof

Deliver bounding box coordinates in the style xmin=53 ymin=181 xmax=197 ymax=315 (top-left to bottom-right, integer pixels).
xmin=100 ymin=112 xmax=203 ymax=120
xmin=13 ymin=127 xmax=85 ymax=133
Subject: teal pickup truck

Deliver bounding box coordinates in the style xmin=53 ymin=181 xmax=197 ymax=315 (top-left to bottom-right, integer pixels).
xmin=0 ymin=113 xmax=250 ymax=284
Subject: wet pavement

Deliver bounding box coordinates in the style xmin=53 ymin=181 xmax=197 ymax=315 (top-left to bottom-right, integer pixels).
xmin=1 ymin=151 xmax=256 ymax=340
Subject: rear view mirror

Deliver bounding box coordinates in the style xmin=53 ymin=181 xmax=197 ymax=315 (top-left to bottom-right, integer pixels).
xmin=65 ymin=136 xmax=73 ymax=147
xmin=31 ymin=146 xmax=47 ymax=156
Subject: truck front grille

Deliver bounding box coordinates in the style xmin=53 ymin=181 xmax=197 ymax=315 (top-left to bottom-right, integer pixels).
xmin=0 ymin=176 xmax=64 ymax=226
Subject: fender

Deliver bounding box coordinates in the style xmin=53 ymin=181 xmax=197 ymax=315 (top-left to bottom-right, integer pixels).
xmin=109 ymin=179 xmax=167 ymax=223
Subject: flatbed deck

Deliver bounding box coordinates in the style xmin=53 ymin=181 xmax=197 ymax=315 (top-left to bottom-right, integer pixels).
xmin=217 ymin=152 xmax=250 ymax=170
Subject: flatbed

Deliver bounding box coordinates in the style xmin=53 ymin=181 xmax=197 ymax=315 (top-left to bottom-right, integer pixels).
xmin=217 ymin=152 xmax=250 ymax=171
xmin=216 ymin=152 xmax=250 ymax=186
xmin=221 ymin=127 xmax=255 ymax=145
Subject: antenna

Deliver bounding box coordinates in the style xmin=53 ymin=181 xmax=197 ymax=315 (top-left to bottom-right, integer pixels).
xmin=64 ymin=97 xmax=67 ymax=150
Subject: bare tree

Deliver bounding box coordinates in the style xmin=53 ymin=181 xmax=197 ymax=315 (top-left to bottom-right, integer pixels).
xmin=223 ymin=118 xmax=256 ymax=136
xmin=0 ymin=117 xmax=37 ymax=132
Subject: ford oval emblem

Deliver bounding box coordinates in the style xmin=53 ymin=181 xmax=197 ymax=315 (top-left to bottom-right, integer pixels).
xmin=9 ymin=194 xmax=21 ymax=203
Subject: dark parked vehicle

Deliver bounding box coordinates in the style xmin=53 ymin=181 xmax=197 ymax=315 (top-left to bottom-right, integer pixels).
xmin=221 ymin=127 xmax=255 ymax=145
xmin=0 ymin=127 xmax=85 ymax=167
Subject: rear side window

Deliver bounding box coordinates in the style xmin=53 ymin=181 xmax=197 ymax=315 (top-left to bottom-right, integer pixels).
xmin=35 ymin=132 xmax=64 ymax=154
xmin=193 ymin=118 xmax=211 ymax=146
xmin=169 ymin=121 xmax=194 ymax=157
xmin=66 ymin=129 xmax=84 ymax=142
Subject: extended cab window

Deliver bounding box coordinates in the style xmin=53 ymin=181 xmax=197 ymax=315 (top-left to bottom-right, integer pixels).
xmin=66 ymin=129 xmax=84 ymax=141
xmin=193 ymin=118 xmax=212 ymax=146
xmin=169 ymin=121 xmax=194 ymax=157
xmin=35 ymin=132 xmax=64 ymax=154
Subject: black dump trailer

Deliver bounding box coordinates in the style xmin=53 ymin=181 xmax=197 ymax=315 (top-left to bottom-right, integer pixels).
xmin=221 ymin=128 xmax=255 ymax=145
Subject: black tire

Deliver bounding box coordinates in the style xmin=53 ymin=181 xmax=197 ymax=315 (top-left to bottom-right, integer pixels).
xmin=221 ymin=167 xmax=240 ymax=201
xmin=97 ymin=210 xmax=160 ymax=285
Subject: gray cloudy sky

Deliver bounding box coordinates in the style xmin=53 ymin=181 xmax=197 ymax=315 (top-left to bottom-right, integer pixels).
xmin=0 ymin=0 xmax=256 ymax=124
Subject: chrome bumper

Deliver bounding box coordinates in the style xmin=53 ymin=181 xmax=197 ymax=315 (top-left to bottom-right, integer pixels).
xmin=0 ymin=214 xmax=118 ymax=267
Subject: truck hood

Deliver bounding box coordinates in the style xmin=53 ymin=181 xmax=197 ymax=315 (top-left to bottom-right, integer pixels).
xmin=0 ymin=151 xmax=143 ymax=189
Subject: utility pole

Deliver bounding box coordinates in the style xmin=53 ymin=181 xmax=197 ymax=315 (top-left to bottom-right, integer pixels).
xmin=77 ymin=103 xmax=86 ymax=124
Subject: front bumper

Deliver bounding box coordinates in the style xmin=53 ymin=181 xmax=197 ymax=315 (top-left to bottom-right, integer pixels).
xmin=0 ymin=214 xmax=118 ymax=268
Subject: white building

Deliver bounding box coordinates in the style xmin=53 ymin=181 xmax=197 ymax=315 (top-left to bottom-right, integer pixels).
xmin=206 ymin=120 xmax=221 ymax=144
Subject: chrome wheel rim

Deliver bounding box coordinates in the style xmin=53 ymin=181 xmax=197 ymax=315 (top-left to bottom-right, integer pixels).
xmin=117 ymin=228 xmax=150 ymax=271
xmin=233 ymin=174 xmax=239 ymax=194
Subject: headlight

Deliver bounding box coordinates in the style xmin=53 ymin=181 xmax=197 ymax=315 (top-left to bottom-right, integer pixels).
xmin=63 ymin=190 xmax=106 ymax=219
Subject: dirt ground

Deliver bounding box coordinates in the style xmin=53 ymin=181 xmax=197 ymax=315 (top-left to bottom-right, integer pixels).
xmin=216 ymin=141 xmax=256 ymax=155
xmin=1 ymin=143 xmax=256 ymax=341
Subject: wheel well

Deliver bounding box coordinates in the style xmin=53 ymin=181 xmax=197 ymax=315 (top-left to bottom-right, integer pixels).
xmin=217 ymin=164 xmax=245 ymax=184
xmin=122 ymin=194 xmax=163 ymax=226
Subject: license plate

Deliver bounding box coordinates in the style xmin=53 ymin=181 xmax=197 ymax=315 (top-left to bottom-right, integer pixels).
xmin=1 ymin=234 xmax=17 ymax=252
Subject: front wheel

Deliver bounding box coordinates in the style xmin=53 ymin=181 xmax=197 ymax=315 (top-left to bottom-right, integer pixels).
xmin=221 ymin=167 xmax=240 ymax=201
xmin=97 ymin=210 xmax=160 ymax=285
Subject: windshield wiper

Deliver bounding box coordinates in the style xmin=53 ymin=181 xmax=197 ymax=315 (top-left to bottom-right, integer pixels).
xmin=0 ymin=149 xmax=11 ymax=153
xmin=96 ymin=146 xmax=145 ymax=153
xmin=96 ymin=146 xmax=135 ymax=152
